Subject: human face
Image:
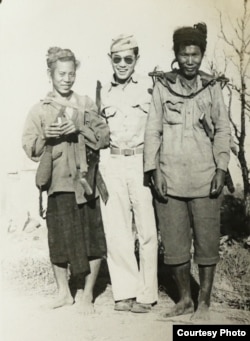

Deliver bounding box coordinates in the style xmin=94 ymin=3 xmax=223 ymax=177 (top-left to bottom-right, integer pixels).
xmin=48 ymin=60 xmax=76 ymax=97
xmin=176 ymin=45 xmax=203 ymax=80
xmin=110 ymin=49 xmax=139 ymax=83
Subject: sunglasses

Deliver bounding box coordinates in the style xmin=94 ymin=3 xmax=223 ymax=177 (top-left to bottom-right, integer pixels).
xmin=111 ymin=55 xmax=135 ymax=65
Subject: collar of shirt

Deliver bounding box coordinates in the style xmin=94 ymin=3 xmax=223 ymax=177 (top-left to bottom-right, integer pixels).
xmin=41 ymin=91 xmax=81 ymax=111
xmin=165 ymin=69 xmax=214 ymax=88
xmin=109 ymin=72 xmax=139 ymax=91
xmin=177 ymin=74 xmax=199 ymax=93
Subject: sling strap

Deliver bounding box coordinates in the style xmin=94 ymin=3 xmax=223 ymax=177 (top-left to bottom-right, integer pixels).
xmin=148 ymin=70 xmax=229 ymax=99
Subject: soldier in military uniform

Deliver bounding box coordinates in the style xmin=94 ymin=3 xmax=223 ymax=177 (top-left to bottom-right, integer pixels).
xmin=99 ymin=35 xmax=158 ymax=313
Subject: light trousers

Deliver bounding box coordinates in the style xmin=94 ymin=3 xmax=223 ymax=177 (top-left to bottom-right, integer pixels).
xmin=100 ymin=152 xmax=158 ymax=303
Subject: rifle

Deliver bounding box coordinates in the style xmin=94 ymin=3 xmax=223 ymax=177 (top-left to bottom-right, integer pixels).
xmin=199 ymin=113 xmax=235 ymax=193
xmin=84 ymin=80 xmax=109 ymax=204
xmin=96 ymin=80 xmax=102 ymax=115
xmin=96 ymin=80 xmax=109 ymax=204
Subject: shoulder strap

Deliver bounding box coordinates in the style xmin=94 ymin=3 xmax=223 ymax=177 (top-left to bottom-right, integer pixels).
xmin=148 ymin=70 xmax=229 ymax=99
xmin=43 ymin=96 xmax=80 ymax=109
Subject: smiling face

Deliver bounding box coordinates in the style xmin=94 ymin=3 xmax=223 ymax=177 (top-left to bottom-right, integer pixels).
xmin=48 ymin=60 xmax=76 ymax=97
xmin=176 ymin=45 xmax=203 ymax=80
xmin=110 ymin=49 xmax=139 ymax=83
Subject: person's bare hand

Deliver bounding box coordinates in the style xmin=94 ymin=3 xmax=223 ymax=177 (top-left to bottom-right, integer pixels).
xmin=44 ymin=123 xmax=62 ymax=139
xmin=210 ymin=169 xmax=225 ymax=197
xmin=60 ymin=120 xmax=77 ymax=135
xmin=151 ymin=169 xmax=168 ymax=202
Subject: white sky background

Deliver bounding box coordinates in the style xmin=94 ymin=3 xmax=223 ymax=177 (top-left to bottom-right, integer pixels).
xmin=0 ymin=0 xmax=248 ymax=186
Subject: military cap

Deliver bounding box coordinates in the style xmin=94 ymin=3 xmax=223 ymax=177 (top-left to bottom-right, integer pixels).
xmin=110 ymin=34 xmax=138 ymax=53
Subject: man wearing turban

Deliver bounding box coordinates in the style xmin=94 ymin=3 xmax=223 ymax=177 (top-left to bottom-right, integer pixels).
xmin=144 ymin=23 xmax=231 ymax=320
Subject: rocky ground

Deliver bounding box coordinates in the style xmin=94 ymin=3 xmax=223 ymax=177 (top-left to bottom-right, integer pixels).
xmin=0 ymin=223 xmax=249 ymax=341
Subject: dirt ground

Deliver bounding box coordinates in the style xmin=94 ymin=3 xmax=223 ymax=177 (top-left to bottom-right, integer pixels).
xmin=0 ymin=224 xmax=250 ymax=341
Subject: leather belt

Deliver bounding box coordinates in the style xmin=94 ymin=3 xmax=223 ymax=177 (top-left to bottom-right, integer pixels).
xmin=110 ymin=147 xmax=143 ymax=156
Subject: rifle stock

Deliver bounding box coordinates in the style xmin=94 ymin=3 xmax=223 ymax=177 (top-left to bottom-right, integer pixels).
xmin=90 ymin=80 xmax=109 ymax=204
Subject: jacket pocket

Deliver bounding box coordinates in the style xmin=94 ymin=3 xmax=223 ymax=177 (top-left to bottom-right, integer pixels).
xmin=132 ymin=102 xmax=150 ymax=114
xmin=163 ymin=100 xmax=183 ymax=124
xmin=102 ymin=106 xmax=117 ymax=120
xmin=52 ymin=143 xmax=63 ymax=161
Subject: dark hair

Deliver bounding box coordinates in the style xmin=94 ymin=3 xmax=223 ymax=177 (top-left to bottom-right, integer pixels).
xmin=133 ymin=47 xmax=139 ymax=57
xmin=173 ymin=22 xmax=207 ymax=56
xmin=46 ymin=47 xmax=80 ymax=70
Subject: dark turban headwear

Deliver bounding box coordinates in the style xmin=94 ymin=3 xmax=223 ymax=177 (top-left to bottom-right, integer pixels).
xmin=46 ymin=47 xmax=80 ymax=69
xmin=173 ymin=22 xmax=207 ymax=56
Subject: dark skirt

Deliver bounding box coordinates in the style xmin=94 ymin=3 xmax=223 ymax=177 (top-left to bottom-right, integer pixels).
xmin=46 ymin=192 xmax=106 ymax=275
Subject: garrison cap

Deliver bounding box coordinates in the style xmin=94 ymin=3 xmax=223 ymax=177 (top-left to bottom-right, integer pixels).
xmin=110 ymin=34 xmax=138 ymax=53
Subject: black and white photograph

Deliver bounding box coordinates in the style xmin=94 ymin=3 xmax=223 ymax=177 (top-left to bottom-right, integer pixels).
xmin=0 ymin=0 xmax=250 ymax=340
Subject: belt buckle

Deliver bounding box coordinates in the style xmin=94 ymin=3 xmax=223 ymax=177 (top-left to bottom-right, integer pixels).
xmin=123 ymin=149 xmax=133 ymax=156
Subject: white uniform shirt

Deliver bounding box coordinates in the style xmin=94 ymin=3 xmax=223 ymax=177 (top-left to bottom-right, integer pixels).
xmin=101 ymin=73 xmax=152 ymax=149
